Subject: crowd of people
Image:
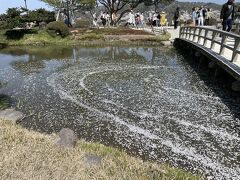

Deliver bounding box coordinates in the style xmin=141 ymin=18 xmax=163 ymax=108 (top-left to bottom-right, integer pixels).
xmin=90 ymin=0 xmax=240 ymax=34
xmin=191 ymin=6 xmax=212 ymax=27
xmin=127 ymin=11 xmax=145 ymax=27
xmin=92 ymin=10 xmax=168 ymax=29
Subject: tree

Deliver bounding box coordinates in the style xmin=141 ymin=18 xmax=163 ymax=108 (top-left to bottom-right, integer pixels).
xmin=98 ymin=0 xmax=174 ymax=25
xmin=24 ymin=0 xmax=28 ymax=10
xmin=24 ymin=8 xmax=55 ymax=23
xmin=40 ymin=0 xmax=96 ymax=10
xmin=40 ymin=0 xmax=96 ymax=24
xmin=40 ymin=0 xmax=174 ymax=25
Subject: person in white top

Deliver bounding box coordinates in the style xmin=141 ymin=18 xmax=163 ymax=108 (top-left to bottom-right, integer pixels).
xmin=197 ymin=6 xmax=204 ymax=26
xmin=128 ymin=11 xmax=135 ymax=26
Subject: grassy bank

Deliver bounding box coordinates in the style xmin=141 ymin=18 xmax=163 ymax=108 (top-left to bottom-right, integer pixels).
xmin=0 ymin=28 xmax=171 ymax=47
xmin=0 ymin=120 xmax=201 ymax=179
xmin=0 ymin=30 xmax=74 ymax=46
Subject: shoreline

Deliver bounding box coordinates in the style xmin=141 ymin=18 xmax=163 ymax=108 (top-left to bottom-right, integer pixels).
xmin=0 ymin=117 xmax=201 ymax=179
xmin=0 ymin=28 xmax=172 ymax=48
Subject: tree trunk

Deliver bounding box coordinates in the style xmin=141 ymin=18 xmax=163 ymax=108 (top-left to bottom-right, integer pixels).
xmin=24 ymin=0 xmax=28 ymax=10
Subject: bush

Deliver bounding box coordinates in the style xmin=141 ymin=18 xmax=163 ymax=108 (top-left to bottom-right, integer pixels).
xmin=74 ymin=19 xmax=91 ymax=28
xmin=0 ymin=21 xmax=8 ymax=29
xmin=46 ymin=21 xmax=70 ymax=38
xmin=5 ymin=29 xmax=38 ymax=40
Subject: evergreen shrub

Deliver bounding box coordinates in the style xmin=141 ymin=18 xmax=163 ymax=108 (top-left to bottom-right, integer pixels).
xmin=46 ymin=21 xmax=70 ymax=37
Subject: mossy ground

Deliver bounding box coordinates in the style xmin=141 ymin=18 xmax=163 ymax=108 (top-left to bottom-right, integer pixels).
xmin=0 ymin=120 xmax=202 ymax=179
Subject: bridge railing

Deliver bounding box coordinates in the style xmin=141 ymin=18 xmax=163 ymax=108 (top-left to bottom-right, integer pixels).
xmin=179 ymin=26 xmax=240 ymax=63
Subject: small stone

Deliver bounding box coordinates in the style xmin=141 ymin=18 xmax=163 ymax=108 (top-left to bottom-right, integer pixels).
xmin=54 ymin=128 xmax=77 ymax=148
xmin=0 ymin=108 xmax=24 ymax=124
xmin=84 ymin=154 xmax=102 ymax=167
xmin=161 ymin=41 xmax=172 ymax=47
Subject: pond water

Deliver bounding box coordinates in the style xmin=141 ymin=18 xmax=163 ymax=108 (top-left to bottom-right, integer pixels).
xmin=0 ymin=46 xmax=239 ymax=179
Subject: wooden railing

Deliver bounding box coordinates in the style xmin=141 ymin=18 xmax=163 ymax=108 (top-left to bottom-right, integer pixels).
xmin=179 ymin=27 xmax=240 ymax=63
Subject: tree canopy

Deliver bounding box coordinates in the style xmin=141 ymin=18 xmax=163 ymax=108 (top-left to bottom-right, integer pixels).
xmin=0 ymin=8 xmax=55 ymax=29
xmin=40 ymin=0 xmax=174 ymax=24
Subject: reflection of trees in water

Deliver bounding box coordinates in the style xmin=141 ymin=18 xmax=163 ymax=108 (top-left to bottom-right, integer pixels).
xmin=73 ymin=46 xmax=160 ymax=64
xmin=5 ymin=46 xmax=73 ymax=75
xmin=4 ymin=45 xmax=176 ymax=75
xmin=2 ymin=46 xmax=73 ymax=60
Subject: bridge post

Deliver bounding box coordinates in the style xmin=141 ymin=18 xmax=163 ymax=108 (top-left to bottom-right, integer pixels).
xmin=197 ymin=28 xmax=203 ymax=44
xmin=203 ymin=30 xmax=209 ymax=47
xmin=210 ymin=31 xmax=217 ymax=51
xmin=187 ymin=27 xmax=191 ymax=40
xmin=232 ymin=39 xmax=240 ymax=62
xmin=193 ymin=28 xmax=198 ymax=42
xmin=220 ymin=34 xmax=227 ymax=56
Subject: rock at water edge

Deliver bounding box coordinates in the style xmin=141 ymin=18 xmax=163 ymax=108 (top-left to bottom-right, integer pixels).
xmin=54 ymin=128 xmax=77 ymax=148
xmin=0 ymin=108 xmax=24 ymax=124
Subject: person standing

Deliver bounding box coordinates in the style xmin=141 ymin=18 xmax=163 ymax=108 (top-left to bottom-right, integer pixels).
xmin=173 ymin=7 xmax=180 ymax=29
xmin=112 ymin=11 xmax=117 ymax=26
xmin=205 ymin=8 xmax=211 ymax=26
xmin=198 ymin=6 xmax=204 ymax=26
xmin=220 ymin=0 xmax=235 ymax=32
xmin=192 ymin=7 xmax=197 ymax=26
xmin=128 ymin=11 xmax=135 ymax=27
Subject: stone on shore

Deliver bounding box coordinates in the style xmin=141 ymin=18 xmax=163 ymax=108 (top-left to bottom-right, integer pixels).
xmin=54 ymin=128 xmax=77 ymax=148
xmin=161 ymin=41 xmax=172 ymax=46
xmin=0 ymin=108 xmax=24 ymax=124
xmin=84 ymin=154 xmax=102 ymax=167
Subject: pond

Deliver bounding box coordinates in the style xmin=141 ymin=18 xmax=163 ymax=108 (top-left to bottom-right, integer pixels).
xmin=0 ymin=45 xmax=239 ymax=179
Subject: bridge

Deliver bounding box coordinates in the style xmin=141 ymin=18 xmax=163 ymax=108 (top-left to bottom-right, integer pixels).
xmin=174 ymin=26 xmax=240 ymax=91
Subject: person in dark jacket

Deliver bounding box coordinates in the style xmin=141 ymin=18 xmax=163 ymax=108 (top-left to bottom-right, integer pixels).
xmin=220 ymin=0 xmax=235 ymax=32
xmin=173 ymin=7 xmax=180 ymax=29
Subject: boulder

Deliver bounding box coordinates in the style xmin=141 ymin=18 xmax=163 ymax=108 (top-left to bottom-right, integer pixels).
xmin=54 ymin=128 xmax=77 ymax=148
xmin=84 ymin=154 xmax=102 ymax=167
xmin=0 ymin=108 xmax=24 ymax=124
xmin=39 ymin=21 xmax=47 ymax=29
xmin=161 ymin=41 xmax=172 ymax=47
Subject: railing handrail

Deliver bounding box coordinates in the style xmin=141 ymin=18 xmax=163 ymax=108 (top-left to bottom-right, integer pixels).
xmin=179 ymin=26 xmax=240 ymax=63
xmin=180 ymin=26 xmax=240 ymax=39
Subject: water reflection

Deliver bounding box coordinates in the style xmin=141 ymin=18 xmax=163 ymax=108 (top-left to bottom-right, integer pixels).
xmin=0 ymin=46 xmax=239 ymax=179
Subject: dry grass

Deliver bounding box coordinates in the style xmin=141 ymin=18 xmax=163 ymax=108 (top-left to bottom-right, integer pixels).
xmin=0 ymin=120 xmax=201 ymax=180
xmin=76 ymin=28 xmax=153 ymax=36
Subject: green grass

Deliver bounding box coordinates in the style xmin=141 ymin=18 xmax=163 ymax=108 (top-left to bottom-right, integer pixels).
xmin=146 ymin=31 xmax=171 ymax=42
xmin=0 ymin=29 xmax=74 ymax=46
xmin=0 ymin=120 xmax=202 ymax=179
xmin=0 ymin=95 xmax=10 ymax=110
